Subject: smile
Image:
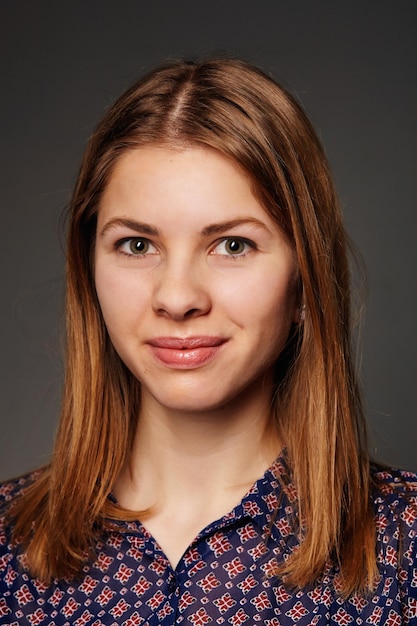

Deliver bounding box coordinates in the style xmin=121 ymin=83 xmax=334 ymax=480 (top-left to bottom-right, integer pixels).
xmin=147 ymin=336 xmax=227 ymax=368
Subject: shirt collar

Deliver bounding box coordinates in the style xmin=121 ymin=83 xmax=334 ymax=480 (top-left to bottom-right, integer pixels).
xmin=106 ymin=451 xmax=298 ymax=540
xmin=193 ymin=451 xmax=297 ymax=540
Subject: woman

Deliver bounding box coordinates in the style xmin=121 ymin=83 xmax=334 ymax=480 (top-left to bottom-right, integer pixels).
xmin=1 ymin=58 xmax=416 ymax=624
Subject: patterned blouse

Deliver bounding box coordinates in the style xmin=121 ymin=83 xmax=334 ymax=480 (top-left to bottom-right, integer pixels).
xmin=1 ymin=457 xmax=416 ymax=625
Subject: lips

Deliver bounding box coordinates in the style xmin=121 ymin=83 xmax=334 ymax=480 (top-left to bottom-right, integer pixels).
xmin=147 ymin=336 xmax=227 ymax=368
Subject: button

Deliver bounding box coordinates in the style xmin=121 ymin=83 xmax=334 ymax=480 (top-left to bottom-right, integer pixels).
xmin=168 ymin=573 xmax=177 ymax=592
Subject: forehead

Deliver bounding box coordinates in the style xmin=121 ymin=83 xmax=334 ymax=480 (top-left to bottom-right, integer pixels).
xmin=98 ymin=145 xmax=277 ymax=229
xmin=104 ymin=143 xmax=251 ymax=190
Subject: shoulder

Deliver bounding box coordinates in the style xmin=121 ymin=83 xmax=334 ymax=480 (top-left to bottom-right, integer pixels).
xmin=0 ymin=470 xmax=43 ymax=511
xmin=0 ymin=471 xmax=46 ymax=578
xmin=371 ymin=463 xmax=417 ymax=518
xmin=0 ymin=470 xmax=44 ymax=547
xmin=370 ymin=465 xmax=417 ymax=597
xmin=371 ymin=464 xmax=417 ymax=532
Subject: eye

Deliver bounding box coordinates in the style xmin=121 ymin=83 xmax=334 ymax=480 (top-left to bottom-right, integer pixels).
xmin=211 ymin=237 xmax=255 ymax=257
xmin=116 ymin=237 xmax=157 ymax=256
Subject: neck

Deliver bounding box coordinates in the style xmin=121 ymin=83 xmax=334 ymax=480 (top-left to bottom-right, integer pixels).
xmin=115 ymin=381 xmax=281 ymax=511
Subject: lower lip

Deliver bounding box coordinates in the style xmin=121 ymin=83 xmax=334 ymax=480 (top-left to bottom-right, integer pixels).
xmin=149 ymin=345 xmax=224 ymax=369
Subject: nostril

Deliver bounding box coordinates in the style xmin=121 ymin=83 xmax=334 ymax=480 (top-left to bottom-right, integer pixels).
xmin=152 ymin=272 xmax=212 ymax=320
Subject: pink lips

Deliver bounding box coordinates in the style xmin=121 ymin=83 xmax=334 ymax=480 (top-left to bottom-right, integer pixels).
xmin=147 ymin=336 xmax=227 ymax=368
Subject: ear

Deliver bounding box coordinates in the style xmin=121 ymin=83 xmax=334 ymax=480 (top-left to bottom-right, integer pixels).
xmin=292 ymin=302 xmax=305 ymax=324
xmin=293 ymin=280 xmax=305 ymax=324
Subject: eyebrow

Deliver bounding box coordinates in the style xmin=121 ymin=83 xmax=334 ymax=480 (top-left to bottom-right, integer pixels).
xmin=99 ymin=218 xmax=159 ymax=237
xmin=99 ymin=216 xmax=271 ymax=238
xmin=201 ymin=218 xmax=271 ymax=236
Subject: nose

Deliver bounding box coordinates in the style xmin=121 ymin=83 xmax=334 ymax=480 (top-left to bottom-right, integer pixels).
xmin=152 ymin=256 xmax=211 ymax=320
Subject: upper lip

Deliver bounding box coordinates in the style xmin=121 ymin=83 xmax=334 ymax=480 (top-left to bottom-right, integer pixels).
xmin=147 ymin=336 xmax=227 ymax=349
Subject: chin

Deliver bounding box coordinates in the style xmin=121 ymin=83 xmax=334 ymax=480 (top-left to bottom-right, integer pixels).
xmin=157 ymin=395 xmax=228 ymax=414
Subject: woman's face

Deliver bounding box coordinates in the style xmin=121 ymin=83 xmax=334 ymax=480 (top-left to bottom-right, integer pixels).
xmin=95 ymin=145 xmax=299 ymax=415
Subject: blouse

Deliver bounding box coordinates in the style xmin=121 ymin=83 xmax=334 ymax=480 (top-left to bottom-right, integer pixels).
xmin=1 ymin=457 xmax=416 ymax=625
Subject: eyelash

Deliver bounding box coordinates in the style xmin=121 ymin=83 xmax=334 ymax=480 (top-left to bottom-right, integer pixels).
xmin=211 ymin=237 xmax=256 ymax=258
xmin=114 ymin=236 xmax=256 ymax=259
xmin=115 ymin=237 xmax=157 ymax=258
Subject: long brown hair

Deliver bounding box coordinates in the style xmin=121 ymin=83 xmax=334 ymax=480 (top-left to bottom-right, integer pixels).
xmin=9 ymin=58 xmax=375 ymax=594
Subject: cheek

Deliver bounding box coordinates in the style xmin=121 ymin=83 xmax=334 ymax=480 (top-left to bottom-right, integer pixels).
xmin=220 ymin=270 xmax=298 ymax=328
xmin=94 ymin=268 xmax=147 ymax=331
xmin=229 ymin=272 xmax=298 ymax=369
xmin=95 ymin=271 xmax=116 ymax=323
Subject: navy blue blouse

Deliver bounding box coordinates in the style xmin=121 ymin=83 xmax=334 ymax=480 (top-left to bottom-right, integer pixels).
xmin=1 ymin=458 xmax=417 ymax=625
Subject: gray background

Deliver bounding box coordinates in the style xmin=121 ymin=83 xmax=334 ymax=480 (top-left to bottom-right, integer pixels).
xmin=0 ymin=1 xmax=416 ymax=480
